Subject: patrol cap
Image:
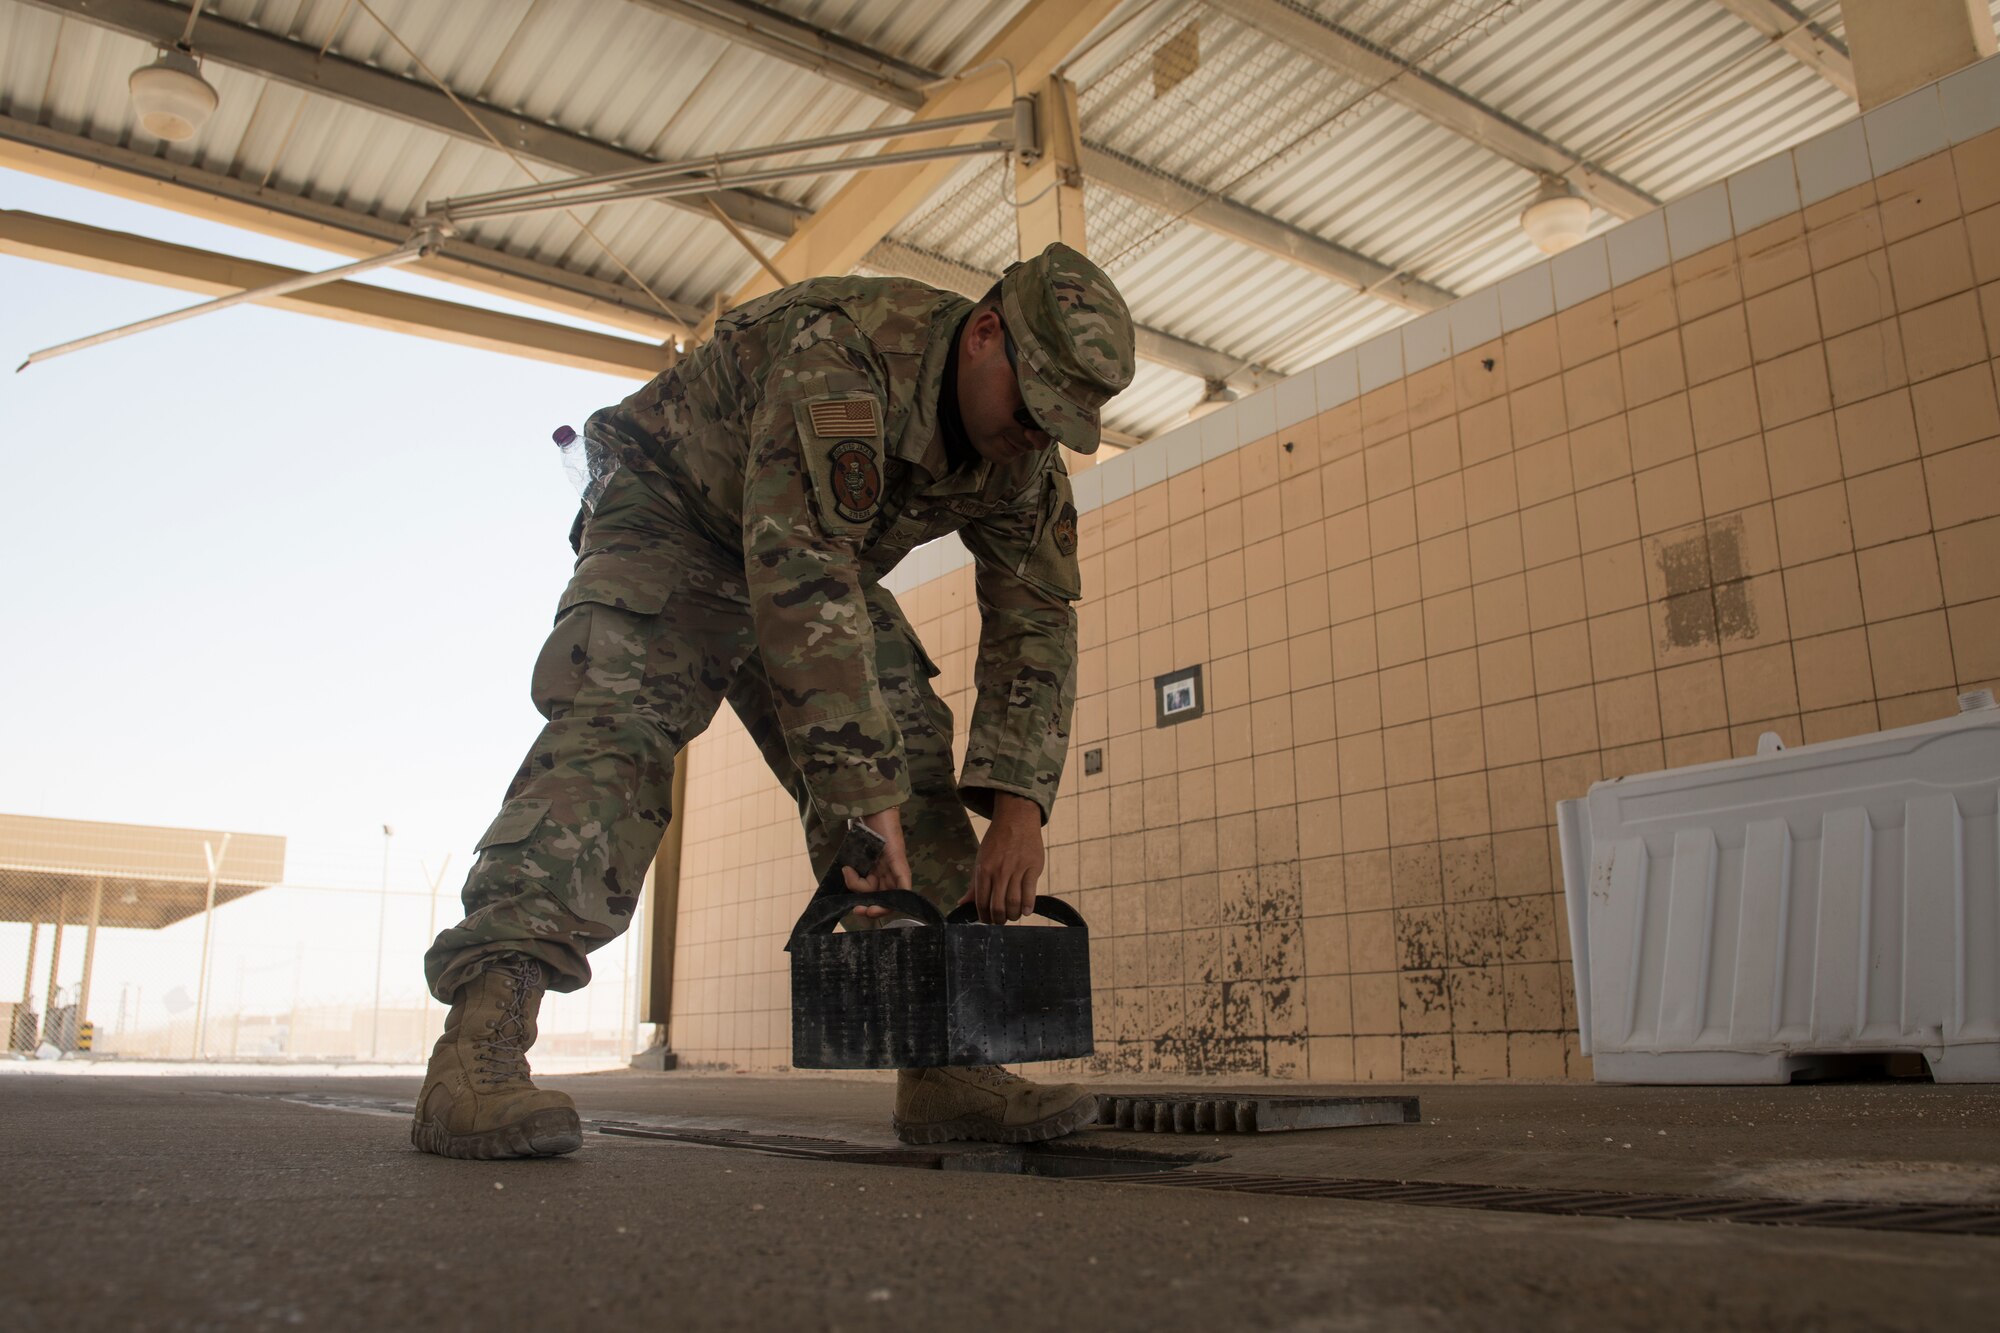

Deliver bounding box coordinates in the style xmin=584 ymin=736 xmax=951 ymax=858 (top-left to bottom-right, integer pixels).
xmin=998 ymin=242 xmax=1136 ymax=455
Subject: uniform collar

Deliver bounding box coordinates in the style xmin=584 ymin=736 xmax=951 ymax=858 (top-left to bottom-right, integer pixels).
xmin=899 ymin=304 xmax=996 ymax=496
xmin=893 ymin=300 xmax=967 ymax=473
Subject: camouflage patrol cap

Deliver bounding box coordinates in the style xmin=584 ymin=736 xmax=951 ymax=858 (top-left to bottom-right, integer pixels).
xmin=998 ymin=242 xmax=1136 ymax=454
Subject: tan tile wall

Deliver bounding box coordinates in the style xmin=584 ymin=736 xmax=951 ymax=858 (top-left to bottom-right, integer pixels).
xmin=667 ymin=121 xmax=2000 ymax=1077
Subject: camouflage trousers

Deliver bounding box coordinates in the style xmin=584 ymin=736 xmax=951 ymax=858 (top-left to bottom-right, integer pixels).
xmin=424 ymin=467 xmax=978 ymax=1002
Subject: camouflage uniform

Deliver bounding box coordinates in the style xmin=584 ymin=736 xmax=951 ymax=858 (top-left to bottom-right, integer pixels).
xmin=425 ymin=244 xmax=1135 ymax=1001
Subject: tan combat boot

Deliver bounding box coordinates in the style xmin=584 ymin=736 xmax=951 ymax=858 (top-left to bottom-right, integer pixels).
xmin=892 ymin=1065 xmax=1099 ymax=1144
xmin=410 ymin=957 xmax=582 ymax=1160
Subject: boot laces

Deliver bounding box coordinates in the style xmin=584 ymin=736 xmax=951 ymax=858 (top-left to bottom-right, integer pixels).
xmin=964 ymin=1065 xmax=1027 ymax=1088
xmin=472 ymin=957 xmax=541 ymax=1088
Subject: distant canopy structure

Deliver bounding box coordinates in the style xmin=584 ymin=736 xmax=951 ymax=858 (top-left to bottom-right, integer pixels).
xmin=1 ymin=813 xmax=286 ymax=1050
xmin=0 ymin=814 xmax=286 ymax=931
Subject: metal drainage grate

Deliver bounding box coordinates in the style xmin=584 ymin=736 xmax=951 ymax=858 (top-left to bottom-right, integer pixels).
xmin=1111 ymin=1170 xmax=2000 ymax=1237
xmin=1097 ymin=1093 xmax=1420 ymax=1133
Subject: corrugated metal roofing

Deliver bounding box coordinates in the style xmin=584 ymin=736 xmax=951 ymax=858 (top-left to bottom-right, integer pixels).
xmin=5 ymin=0 xmax=1988 ymax=438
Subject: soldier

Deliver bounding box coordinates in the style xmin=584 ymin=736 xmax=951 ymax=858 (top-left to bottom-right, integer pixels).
xmin=412 ymin=243 xmax=1136 ymax=1160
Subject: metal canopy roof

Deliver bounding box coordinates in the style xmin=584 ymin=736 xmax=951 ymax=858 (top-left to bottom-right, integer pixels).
xmin=2 ymin=0 xmax=1967 ymax=439
xmin=0 ymin=813 xmax=287 ymax=931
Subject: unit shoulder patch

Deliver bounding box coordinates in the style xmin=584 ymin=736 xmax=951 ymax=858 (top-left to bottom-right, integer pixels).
xmin=827 ymin=441 xmax=882 ymax=523
xmin=806 ymin=397 xmax=882 ymax=438
xmin=1052 ymin=501 xmax=1079 ymax=557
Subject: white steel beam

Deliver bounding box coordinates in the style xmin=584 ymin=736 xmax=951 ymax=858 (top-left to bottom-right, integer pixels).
xmin=1078 ymin=146 xmax=1453 ymax=311
xmin=0 ymin=210 xmax=675 ymax=378
xmin=1207 ymin=0 xmax=1658 ymax=219
xmin=623 ymin=0 xmax=932 ymax=109
xmin=1710 ymin=0 xmax=1857 ymax=99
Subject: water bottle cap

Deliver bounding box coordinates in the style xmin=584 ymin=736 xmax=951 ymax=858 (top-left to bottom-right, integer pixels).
xmin=552 ymin=425 xmax=577 ymax=446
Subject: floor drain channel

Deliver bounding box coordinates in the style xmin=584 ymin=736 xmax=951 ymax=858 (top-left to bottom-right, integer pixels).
xmin=1109 ymin=1170 xmax=2000 ymax=1237
xmin=258 ymin=1092 xmax=2000 ymax=1235
xmin=594 ymin=1121 xmax=1210 ymax=1177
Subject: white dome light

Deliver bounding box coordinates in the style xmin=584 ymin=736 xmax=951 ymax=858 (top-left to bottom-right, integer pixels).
xmin=1520 ymin=176 xmax=1591 ymax=254
xmin=129 ymin=49 xmax=219 ymax=142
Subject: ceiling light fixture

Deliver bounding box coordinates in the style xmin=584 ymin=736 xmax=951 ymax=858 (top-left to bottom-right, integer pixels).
xmin=130 ymin=48 xmax=218 ymax=142
xmin=129 ymin=2 xmax=218 ymax=142
xmin=1520 ymin=174 xmax=1591 ymax=255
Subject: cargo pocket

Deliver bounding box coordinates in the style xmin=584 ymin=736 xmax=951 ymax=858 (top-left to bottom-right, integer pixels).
xmin=474 ymin=797 xmax=551 ymax=853
xmin=557 ymin=550 xmax=677 ymax=618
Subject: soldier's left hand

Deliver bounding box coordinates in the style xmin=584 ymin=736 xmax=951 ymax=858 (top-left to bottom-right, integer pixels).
xmin=970 ymin=792 xmax=1045 ymax=924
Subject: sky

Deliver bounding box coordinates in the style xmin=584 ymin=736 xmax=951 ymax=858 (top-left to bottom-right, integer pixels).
xmin=0 ymin=165 xmax=647 ymax=892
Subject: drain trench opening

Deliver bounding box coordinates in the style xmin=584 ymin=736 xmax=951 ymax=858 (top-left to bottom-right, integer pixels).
xmin=261 ymin=1091 xmax=2000 ymax=1237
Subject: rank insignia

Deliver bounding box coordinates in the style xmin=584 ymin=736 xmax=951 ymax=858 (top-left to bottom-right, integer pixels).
xmin=828 ymin=442 xmax=882 ymax=523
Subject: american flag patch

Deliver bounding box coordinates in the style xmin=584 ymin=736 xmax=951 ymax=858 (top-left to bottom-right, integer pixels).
xmin=806 ymin=398 xmax=880 ymax=437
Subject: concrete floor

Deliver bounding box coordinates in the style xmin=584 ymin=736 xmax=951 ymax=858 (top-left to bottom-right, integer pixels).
xmin=3 ymin=1066 xmax=1996 ymax=1331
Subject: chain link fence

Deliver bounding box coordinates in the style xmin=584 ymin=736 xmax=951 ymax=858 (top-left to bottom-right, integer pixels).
xmin=2 ymin=817 xmax=645 ymax=1067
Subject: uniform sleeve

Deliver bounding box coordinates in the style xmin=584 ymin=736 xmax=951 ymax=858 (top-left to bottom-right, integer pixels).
xmin=740 ymin=307 xmax=909 ymax=821
xmin=955 ymin=460 xmax=1083 ymax=823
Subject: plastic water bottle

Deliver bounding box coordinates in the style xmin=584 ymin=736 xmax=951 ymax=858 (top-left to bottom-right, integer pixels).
xmin=553 ymin=424 xmax=614 ymax=510
xmin=554 ymin=424 xmax=587 ymax=494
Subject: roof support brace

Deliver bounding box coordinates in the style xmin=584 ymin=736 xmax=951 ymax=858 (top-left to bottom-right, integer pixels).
xmin=1207 ymin=0 xmax=1658 ymax=219
xmin=1709 ymin=0 xmax=1857 ymax=99
xmin=429 ymin=108 xmax=1011 ymax=219
xmin=727 ymin=0 xmax=1126 ymax=305
xmin=18 ymin=229 xmax=439 ymax=370
xmin=623 ymin=0 xmax=933 ymax=109
xmin=1078 ymin=146 xmax=1454 ymax=311
xmin=0 ymin=210 xmax=675 ymax=378
xmin=0 ymin=116 xmax=704 ymax=334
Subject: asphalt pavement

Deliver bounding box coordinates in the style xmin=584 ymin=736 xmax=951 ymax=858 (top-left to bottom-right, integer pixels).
xmin=3 ymin=1066 xmax=1996 ymax=1331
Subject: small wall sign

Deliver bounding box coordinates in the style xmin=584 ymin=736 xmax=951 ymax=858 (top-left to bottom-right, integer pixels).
xmin=1154 ymin=665 xmax=1205 ymax=727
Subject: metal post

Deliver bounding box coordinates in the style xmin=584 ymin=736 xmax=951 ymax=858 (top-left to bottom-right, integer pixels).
xmin=369 ymin=825 xmax=393 ymax=1061
xmin=19 ymin=920 xmax=36 ymax=1006
xmin=78 ymin=877 xmax=104 ymax=1035
xmin=15 ymin=920 xmax=36 ymax=1051
xmin=43 ymin=890 xmax=66 ymax=1018
xmin=191 ymin=833 xmax=231 ymax=1061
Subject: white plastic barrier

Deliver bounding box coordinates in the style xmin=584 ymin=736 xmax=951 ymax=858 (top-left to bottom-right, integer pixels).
xmin=1559 ymin=694 xmax=2000 ymax=1084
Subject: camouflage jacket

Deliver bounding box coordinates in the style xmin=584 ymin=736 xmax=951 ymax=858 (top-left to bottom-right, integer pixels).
xmin=587 ymin=275 xmax=1082 ymax=825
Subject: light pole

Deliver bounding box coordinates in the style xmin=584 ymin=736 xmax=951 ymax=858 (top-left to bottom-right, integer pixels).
xmin=191 ymin=833 xmax=231 ymax=1060
xmin=368 ymin=824 xmax=393 ymax=1061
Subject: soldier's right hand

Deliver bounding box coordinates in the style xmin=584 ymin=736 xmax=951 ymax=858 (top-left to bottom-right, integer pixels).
xmin=843 ymin=806 xmax=914 ymax=917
